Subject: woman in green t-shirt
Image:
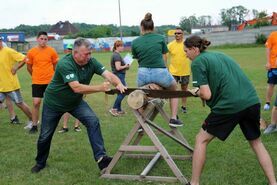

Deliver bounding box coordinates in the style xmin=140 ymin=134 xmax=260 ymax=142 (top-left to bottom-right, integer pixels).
xmin=184 ymin=35 xmax=276 ymax=185
xmin=131 ymin=12 xmax=183 ymax=127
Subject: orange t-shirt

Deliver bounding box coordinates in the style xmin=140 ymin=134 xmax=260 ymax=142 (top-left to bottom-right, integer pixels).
xmin=26 ymin=46 xmax=59 ymax=84
xmin=265 ymin=31 xmax=277 ymax=68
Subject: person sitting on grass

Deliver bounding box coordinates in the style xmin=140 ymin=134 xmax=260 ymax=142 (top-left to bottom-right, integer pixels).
xmin=184 ymin=35 xmax=277 ymax=185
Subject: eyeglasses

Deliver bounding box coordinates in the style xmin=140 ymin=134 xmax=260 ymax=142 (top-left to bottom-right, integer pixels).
xmin=174 ymin=32 xmax=183 ymax=35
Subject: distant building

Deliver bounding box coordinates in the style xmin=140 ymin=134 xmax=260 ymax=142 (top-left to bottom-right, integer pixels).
xmin=0 ymin=32 xmax=25 ymax=42
xmin=49 ymin=21 xmax=79 ymax=36
xmin=0 ymin=32 xmax=29 ymax=53
xmin=191 ymin=25 xmax=229 ymax=34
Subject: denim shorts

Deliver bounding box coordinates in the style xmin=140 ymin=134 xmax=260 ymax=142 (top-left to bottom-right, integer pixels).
xmin=267 ymin=69 xmax=277 ymax=84
xmin=0 ymin=89 xmax=23 ymax=104
xmin=137 ymin=67 xmax=175 ymax=88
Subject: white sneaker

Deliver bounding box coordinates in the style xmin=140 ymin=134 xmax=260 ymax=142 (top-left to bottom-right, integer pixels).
xmin=24 ymin=121 xmax=33 ymax=130
xmin=263 ymin=104 xmax=270 ymax=111
xmin=263 ymin=124 xmax=277 ymax=134
xmin=0 ymin=103 xmax=7 ymax=109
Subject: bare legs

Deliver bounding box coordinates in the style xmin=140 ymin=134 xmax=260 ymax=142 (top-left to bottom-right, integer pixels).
xmin=249 ymin=138 xmax=277 ymax=185
xmin=168 ymin=82 xmax=179 ymax=119
xmin=190 ymin=129 xmax=214 ymax=185
xmin=266 ymin=84 xmax=275 ymax=104
xmin=15 ymin=102 xmax=32 ymax=121
xmin=6 ymin=96 xmax=16 ymax=119
xmin=190 ymin=129 xmax=277 ymax=185
xmin=32 ymin=97 xmax=42 ymax=126
xmin=181 ymin=84 xmax=188 ymax=108
xmin=62 ymin=113 xmax=80 ymax=129
xmin=271 ymin=106 xmax=277 ymax=125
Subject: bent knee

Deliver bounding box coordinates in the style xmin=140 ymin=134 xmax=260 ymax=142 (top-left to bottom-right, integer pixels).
xmin=195 ymin=130 xmax=214 ymax=144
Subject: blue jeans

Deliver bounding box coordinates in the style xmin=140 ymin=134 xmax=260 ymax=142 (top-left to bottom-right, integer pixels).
xmin=137 ymin=67 xmax=175 ymax=88
xmin=35 ymin=100 xmax=106 ymax=167
xmin=113 ymin=73 xmax=126 ymax=111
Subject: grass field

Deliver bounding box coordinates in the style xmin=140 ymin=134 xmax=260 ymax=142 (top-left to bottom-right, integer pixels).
xmin=0 ymin=47 xmax=277 ymax=185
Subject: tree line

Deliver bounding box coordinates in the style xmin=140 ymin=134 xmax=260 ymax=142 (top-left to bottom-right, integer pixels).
xmin=180 ymin=6 xmax=269 ymax=33
xmin=0 ymin=23 xmax=176 ymax=38
xmin=0 ymin=6 xmax=270 ymax=38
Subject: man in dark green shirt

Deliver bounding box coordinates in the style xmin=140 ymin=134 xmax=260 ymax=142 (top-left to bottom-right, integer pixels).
xmin=31 ymin=38 xmax=126 ymax=173
xmin=184 ymin=35 xmax=277 ymax=185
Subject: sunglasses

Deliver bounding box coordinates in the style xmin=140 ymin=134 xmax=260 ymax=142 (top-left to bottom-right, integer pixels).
xmin=174 ymin=32 xmax=183 ymax=35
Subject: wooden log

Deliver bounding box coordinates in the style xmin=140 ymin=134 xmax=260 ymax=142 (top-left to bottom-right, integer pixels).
xmin=127 ymin=84 xmax=163 ymax=109
xmin=127 ymin=90 xmax=147 ymax=109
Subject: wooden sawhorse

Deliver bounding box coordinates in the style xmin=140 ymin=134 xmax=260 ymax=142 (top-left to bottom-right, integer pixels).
xmin=101 ymin=90 xmax=193 ymax=184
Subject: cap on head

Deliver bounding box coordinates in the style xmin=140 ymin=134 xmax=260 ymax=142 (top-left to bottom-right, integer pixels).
xmin=67 ymin=43 xmax=73 ymax=50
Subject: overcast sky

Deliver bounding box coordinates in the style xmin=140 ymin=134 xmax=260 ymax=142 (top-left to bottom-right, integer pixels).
xmin=1 ymin=0 xmax=275 ymax=29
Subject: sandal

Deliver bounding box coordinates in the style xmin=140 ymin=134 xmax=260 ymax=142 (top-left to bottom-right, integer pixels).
xmin=109 ymin=109 xmax=119 ymax=116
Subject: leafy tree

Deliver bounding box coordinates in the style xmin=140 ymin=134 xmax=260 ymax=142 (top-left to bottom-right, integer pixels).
xmin=0 ymin=24 xmax=51 ymax=37
xmin=198 ymin=15 xmax=212 ymax=26
xmin=155 ymin=25 xmax=176 ymax=35
xmin=0 ymin=23 xmax=176 ymax=38
xmin=220 ymin=5 xmax=249 ymax=30
xmin=257 ymin=11 xmax=268 ymax=18
xmin=179 ymin=15 xmax=198 ymax=33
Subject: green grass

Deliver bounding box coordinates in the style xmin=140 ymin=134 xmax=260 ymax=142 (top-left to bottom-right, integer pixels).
xmin=0 ymin=47 xmax=277 ymax=185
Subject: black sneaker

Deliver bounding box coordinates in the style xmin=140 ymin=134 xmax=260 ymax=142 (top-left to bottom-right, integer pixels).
xmin=74 ymin=126 xmax=81 ymax=132
xmin=98 ymin=156 xmax=112 ymax=171
xmin=181 ymin=106 xmax=187 ymax=113
xmin=29 ymin=126 xmax=38 ymax=134
xmin=10 ymin=115 xmax=20 ymax=124
xmin=169 ymin=118 xmax=184 ymax=127
xmin=31 ymin=164 xmax=45 ymax=173
xmin=58 ymin=127 xmax=69 ymax=133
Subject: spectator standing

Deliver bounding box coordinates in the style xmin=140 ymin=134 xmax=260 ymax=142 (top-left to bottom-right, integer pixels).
xmin=0 ymin=37 xmax=32 ymax=125
xmin=109 ymin=40 xmax=129 ymax=116
xmin=263 ymin=31 xmax=277 ymax=110
xmin=167 ymin=27 xmax=191 ymax=113
xmin=25 ymin=31 xmax=59 ymax=133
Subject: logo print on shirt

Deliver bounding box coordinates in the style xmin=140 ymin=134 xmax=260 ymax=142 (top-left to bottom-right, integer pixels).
xmin=66 ymin=74 xmax=74 ymax=79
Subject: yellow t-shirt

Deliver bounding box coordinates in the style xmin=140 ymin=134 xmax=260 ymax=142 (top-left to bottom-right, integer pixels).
xmin=265 ymin=31 xmax=277 ymax=68
xmin=167 ymin=40 xmax=191 ymax=76
xmin=0 ymin=47 xmax=25 ymax=92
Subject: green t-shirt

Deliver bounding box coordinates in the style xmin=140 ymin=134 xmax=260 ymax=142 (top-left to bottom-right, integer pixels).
xmin=191 ymin=51 xmax=260 ymax=114
xmin=44 ymin=54 xmax=105 ymax=112
xmin=131 ymin=33 xmax=168 ymax=68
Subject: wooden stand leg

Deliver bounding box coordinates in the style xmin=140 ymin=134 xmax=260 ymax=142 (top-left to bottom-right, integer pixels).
xmin=101 ymin=89 xmax=193 ymax=184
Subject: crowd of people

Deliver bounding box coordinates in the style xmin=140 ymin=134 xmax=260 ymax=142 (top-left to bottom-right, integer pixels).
xmin=0 ymin=12 xmax=276 ymax=185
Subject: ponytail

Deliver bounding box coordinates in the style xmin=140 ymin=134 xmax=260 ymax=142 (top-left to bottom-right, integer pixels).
xmin=184 ymin=35 xmax=211 ymax=52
